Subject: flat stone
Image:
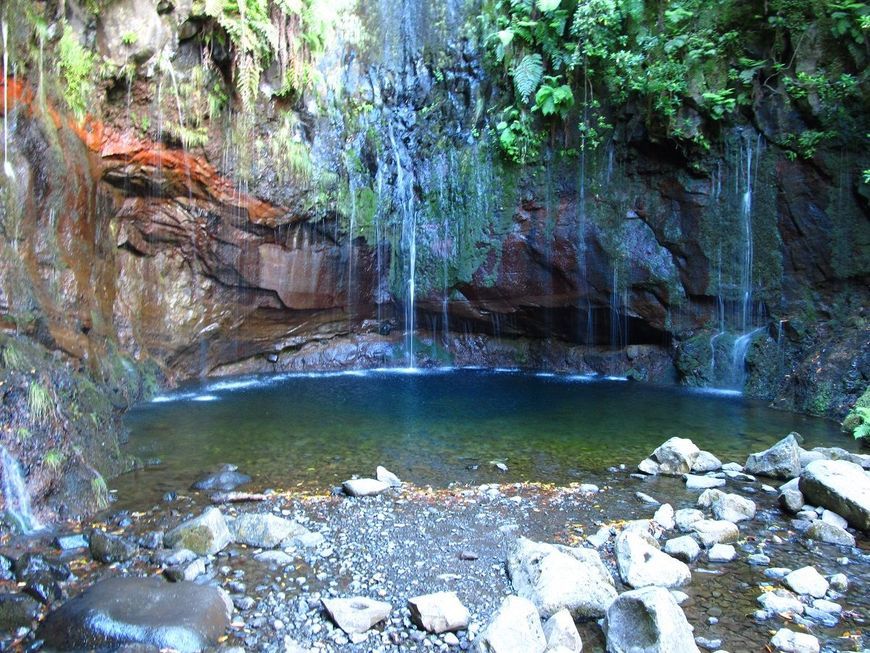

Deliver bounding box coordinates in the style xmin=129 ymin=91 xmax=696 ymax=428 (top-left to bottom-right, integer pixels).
xmin=812 ymin=598 xmax=841 ymax=614
xmin=164 ymin=507 xmax=232 ymax=556
xmin=684 ymin=475 xmax=726 ymax=490
xmin=342 ymin=478 xmax=389 ymax=497
xmin=707 ymin=544 xmax=736 ymax=562
xmin=321 ymin=597 xmax=391 ymax=635
xmin=636 ymin=492 xmax=660 ymax=505
xmin=691 ymin=520 xmax=739 ymax=548
xmin=232 ymin=513 xmax=308 ymax=549
xmin=764 ymin=568 xmax=792 ymax=580
xmin=800 ymin=459 xmax=870 ymax=532
xmin=784 ymin=567 xmax=829 ymax=598
xmin=541 ymin=609 xmax=582 ymax=652
xmin=747 ymin=553 xmax=770 ymax=565
xmin=663 ymin=535 xmax=701 ymax=563
xmin=603 ymin=586 xmax=699 ymax=653
xmin=769 ymin=628 xmax=819 ymax=653
xmin=55 ymin=534 xmax=89 ymax=551
xmin=638 ymin=458 xmax=661 ymax=475
xmin=508 ymin=537 xmax=617 ymax=619
xmin=37 ymin=577 xmax=231 ymax=652
xmin=407 ymin=592 xmax=469 ymax=634
xmin=615 ymin=532 xmax=691 ymax=589
xmin=473 ymin=595 xmax=546 ymax=653
xmin=757 ymin=589 xmax=804 ymax=615
xmin=254 ymin=550 xmax=295 ymax=566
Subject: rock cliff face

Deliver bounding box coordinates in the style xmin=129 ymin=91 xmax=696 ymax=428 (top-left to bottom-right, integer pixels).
xmin=0 ymin=0 xmax=867 ymax=518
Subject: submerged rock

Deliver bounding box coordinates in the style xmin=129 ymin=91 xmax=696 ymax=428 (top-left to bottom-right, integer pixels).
xmin=507 ymin=537 xmax=617 ymax=619
xmin=473 ymin=595 xmax=546 ymax=653
xmin=322 ymin=597 xmax=391 ymax=635
xmin=615 ymin=532 xmax=691 ymax=589
xmin=603 ymin=586 xmax=699 ymax=653
xmin=37 ymin=577 xmax=231 ymax=652
xmin=745 ymin=434 xmax=802 ymax=479
xmin=191 ymin=464 xmax=251 ymax=492
xmin=407 ymin=591 xmax=470 ymax=634
xmin=684 ymin=475 xmax=726 ymax=490
xmin=164 ymin=507 xmax=232 ymax=555
xmin=799 ymin=459 xmax=870 ymax=532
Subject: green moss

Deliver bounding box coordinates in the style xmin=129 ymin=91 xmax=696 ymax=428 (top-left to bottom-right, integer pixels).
xmin=807 ymin=380 xmax=835 ymax=416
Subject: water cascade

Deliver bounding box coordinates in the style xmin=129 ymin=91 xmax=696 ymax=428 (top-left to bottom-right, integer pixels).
xmin=1 ymin=446 xmax=42 ymax=534
xmin=2 ymin=19 xmax=13 ymax=179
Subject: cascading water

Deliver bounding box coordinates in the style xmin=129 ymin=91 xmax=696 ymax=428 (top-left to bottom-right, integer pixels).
xmin=1 ymin=446 xmax=42 ymax=534
xmin=2 ymin=19 xmax=14 ymax=179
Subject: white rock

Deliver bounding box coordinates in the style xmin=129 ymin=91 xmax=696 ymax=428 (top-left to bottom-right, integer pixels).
xmin=691 ymin=451 xmax=722 ymax=473
xmin=820 ymin=509 xmax=848 ymax=529
xmin=707 ymin=544 xmax=736 ymax=562
xmin=636 ymin=492 xmax=660 ymax=505
xmin=674 ymin=509 xmax=705 ymax=532
xmin=828 ymin=573 xmax=848 ymax=591
xmin=615 ymin=532 xmax=691 ymax=589
xmin=408 ymin=592 xmax=470 ymax=634
xmin=541 ymin=609 xmax=582 ymax=652
xmin=638 ymin=458 xmax=661 ymax=475
xmin=697 ymin=490 xmax=756 ymax=523
xmin=745 ymin=434 xmax=802 ymax=479
xmin=691 ymin=520 xmax=739 ymax=548
xmin=473 ymin=595 xmax=546 ymax=653
xmin=651 ymin=437 xmax=701 ymax=475
xmin=653 ymin=504 xmax=675 ymax=530
xmin=376 ymin=466 xmax=402 ymax=487
xmin=804 ymin=521 xmax=855 ymax=546
xmin=164 ymin=507 xmax=233 ymax=556
xmin=603 ymin=586 xmax=699 ymax=653
xmin=769 ymin=628 xmax=819 ymax=653
xmin=757 ymin=589 xmax=804 ymax=615
xmin=321 ymin=597 xmax=391 ymax=635
xmin=663 ymin=536 xmax=701 ymax=563
xmin=684 ymin=475 xmax=726 ymax=490
xmin=508 ymin=538 xmax=617 ymax=619
xmin=811 ymin=599 xmax=841 ymax=614
xmin=784 ymin=567 xmax=829 ymax=598
xmin=342 ymin=478 xmax=389 ymax=497
xmin=233 ymin=513 xmax=307 ymax=549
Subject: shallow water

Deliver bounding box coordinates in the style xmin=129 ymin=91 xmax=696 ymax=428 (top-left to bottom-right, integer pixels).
xmin=112 ymin=369 xmax=854 ymax=506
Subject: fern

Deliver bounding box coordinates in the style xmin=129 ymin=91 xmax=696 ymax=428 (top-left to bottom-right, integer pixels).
xmin=512 ymin=53 xmax=544 ymax=102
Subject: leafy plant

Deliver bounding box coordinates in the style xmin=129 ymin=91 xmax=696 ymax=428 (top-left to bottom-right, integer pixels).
xmin=57 ymin=24 xmax=95 ymax=121
xmin=534 ymin=77 xmax=574 ymax=118
xmin=512 ymin=53 xmax=545 ymax=103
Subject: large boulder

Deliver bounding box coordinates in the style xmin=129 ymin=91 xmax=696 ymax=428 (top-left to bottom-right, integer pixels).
xmin=507 ymin=538 xmax=617 ymax=619
xmin=473 ymin=595 xmax=546 ymax=653
xmin=745 ymin=434 xmax=802 ymax=479
xmin=769 ymin=628 xmax=820 ymax=652
xmin=799 ymin=459 xmax=870 ymax=532
xmin=37 ymin=577 xmax=231 ymax=652
xmin=603 ymin=586 xmax=699 ymax=653
xmin=321 ymin=597 xmax=391 ymax=635
xmin=804 ymin=520 xmax=855 ymax=546
xmin=164 ymin=508 xmax=232 ymax=555
xmin=784 ymin=567 xmax=829 ymax=598
xmin=615 ymin=532 xmax=691 ymax=589
xmin=697 ymin=489 xmax=756 ymax=523
xmin=408 ymin=592 xmax=470 ymax=634
xmin=232 ymin=513 xmax=308 ymax=549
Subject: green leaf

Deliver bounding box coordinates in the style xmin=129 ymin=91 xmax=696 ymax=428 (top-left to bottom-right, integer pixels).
xmin=497 ymin=29 xmax=515 ymax=46
xmin=512 ymin=53 xmax=544 ymax=102
xmin=536 ymin=0 xmax=561 ymax=12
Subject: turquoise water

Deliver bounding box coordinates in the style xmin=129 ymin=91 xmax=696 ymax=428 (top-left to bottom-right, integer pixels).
xmin=113 ymin=369 xmax=853 ymax=503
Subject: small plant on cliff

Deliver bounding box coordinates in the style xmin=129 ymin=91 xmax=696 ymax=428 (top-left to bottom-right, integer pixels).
xmin=843 ymin=387 xmax=870 ymax=442
xmin=43 ymin=450 xmax=64 ymax=471
xmin=28 ymin=381 xmax=55 ymax=425
xmin=57 ymin=24 xmax=95 ymax=122
xmin=91 ymin=475 xmax=110 ymax=510
xmin=1 ymin=341 xmax=27 ymax=372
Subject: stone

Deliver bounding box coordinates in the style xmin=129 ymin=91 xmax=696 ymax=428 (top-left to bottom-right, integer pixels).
xmin=473 ymin=595 xmax=546 ymax=653
xmin=820 ymin=509 xmax=848 ymax=529
xmin=407 ymin=592 xmax=470 ymax=634
xmin=769 ymin=628 xmax=819 ymax=653
xmin=650 ymin=437 xmax=701 ymax=475
xmin=14 ymin=554 xmax=71 ymax=583
xmin=663 ymin=536 xmax=701 ymax=563
xmin=507 ymin=538 xmax=617 ymax=619
xmin=254 ymin=550 xmax=294 ymax=566
xmin=376 ymin=466 xmax=401 ymax=487
xmin=55 ymin=534 xmax=89 ymax=551
xmin=191 ymin=464 xmax=251 ymax=492
xmin=321 ymin=597 xmax=391 ymax=635
xmin=542 ymin=609 xmax=582 ymax=652
xmin=829 ymin=573 xmax=848 ymax=591
xmin=342 ymin=478 xmax=389 ymax=497
xmin=778 ymin=477 xmax=805 ymax=514
xmin=164 ymin=558 xmax=206 ymax=582
xmin=232 ymin=513 xmax=307 ymax=549
xmin=697 ymin=490 xmax=756 ymax=523
xmin=691 ymin=520 xmax=739 ymax=548
xmin=722 ymin=462 xmax=744 ymax=471
xmin=745 ymin=434 xmax=802 ymax=479
xmin=0 ymin=593 xmax=42 ymax=631
xmin=804 ymin=606 xmax=838 ymax=627
xmin=636 ymin=492 xmax=660 ymax=505
xmin=164 ymin=507 xmax=233 ymax=556
xmin=89 ymin=529 xmax=138 ymax=564
xmin=684 ymin=475 xmax=726 ymax=490
xmin=615 ymin=532 xmax=691 ymax=589
xmin=603 ymin=586 xmax=699 ymax=653
xmin=804 ymin=521 xmax=855 ymax=546
xmin=800 ymin=459 xmax=870 ymax=532
xmin=707 ymin=544 xmax=736 ymax=562
xmin=764 ymin=568 xmax=793 ymax=581
xmin=691 ymin=451 xmax=722 ymax=473
xmin=37 ymin=577 xmax=231 ymax=652
xmin=674 ymin=509 xmax=705 ymax=532
xmin=638 ymin=458 xmax=661 ymax=475
xmin=799 ymin=449 xmax=827 ymax=468
xmin=96 ymin=0 xmax=176 ymax=67
xmin=622 ymin=520 xmax=659 ymax=547
xmin=653 ymin=504 xmax=675 ymax=530
xmin=784 ymin=567 xmax=829 ymax=598
xmin=812 ymin=599 xmax=841 ymax=614
xmin=811 ymin=447 xmax=870 ymax=469
xmin=747 ymin=553 xmax=770 ymax=565
xmin=758 ymin=589 xmax=804 ymax=615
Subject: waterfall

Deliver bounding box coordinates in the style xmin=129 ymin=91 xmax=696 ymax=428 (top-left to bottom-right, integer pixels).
xmin=388 ymin=123 xmax=416 ymax=368
xmin=730 ymin=327 xmax=765 ymax=389
xmin=2 ymin=19 xmax=13 ymax=179
xmin=1 ymin=446 xmax=42 ymax=534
